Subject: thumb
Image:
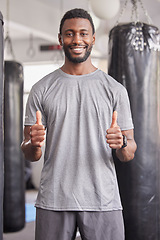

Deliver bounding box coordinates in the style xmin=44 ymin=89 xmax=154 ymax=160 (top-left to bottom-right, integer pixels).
xmin=36 ymin=110 xmax=42 ymax=125
xmin=110 ymin=111 xmax=118 ymax=128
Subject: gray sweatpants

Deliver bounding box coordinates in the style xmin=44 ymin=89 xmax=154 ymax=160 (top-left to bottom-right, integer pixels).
xmin=35 ymin=208 xmax=124 ymax=240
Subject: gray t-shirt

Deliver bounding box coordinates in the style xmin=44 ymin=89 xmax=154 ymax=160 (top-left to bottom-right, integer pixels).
xmin=25 ymin=68 xmax=134 ymax=211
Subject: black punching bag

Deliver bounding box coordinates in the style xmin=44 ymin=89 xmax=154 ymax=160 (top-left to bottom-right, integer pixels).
xmin=108 ymin=22 xmax=160 ymax=240
xmin=0 ymin=12 xmax=4 ymax=240
xmin=3 ymin=61 xmax=25 ymax=232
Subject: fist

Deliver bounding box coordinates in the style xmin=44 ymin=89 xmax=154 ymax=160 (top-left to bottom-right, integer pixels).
xmin=106 ymin=111 xmax=123 ymax=149
xmin=30 ymin=111 xmax=45 ymax=147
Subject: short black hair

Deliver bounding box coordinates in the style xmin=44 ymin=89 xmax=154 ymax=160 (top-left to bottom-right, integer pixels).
xmin=59 ymin=8 xmax=95 ymax=35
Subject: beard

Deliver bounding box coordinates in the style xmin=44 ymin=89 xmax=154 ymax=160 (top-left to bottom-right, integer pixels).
xmin=63 ymin=44 xmax=93 ymax=63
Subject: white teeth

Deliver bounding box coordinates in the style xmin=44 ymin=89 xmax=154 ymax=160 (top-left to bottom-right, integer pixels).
xmin=74 ymin=48 xmax=82 ymax=50
xmin=71 ymin=48 xmax=84 ymax=53
xmin=70 ymin=47 xmax=85 ymax=54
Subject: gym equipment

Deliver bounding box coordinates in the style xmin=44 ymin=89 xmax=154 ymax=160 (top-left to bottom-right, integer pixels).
xmin=3 ymin=61 xmax=25 ymax=232
xmin=0 ymin=11 xmax=4 ymax=240
xmin=108 ymin=21 xmax=160 ymax=240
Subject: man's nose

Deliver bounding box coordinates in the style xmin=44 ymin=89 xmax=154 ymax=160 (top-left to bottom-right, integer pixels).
xmin=72 ymin=33 xmax=82 ymax=44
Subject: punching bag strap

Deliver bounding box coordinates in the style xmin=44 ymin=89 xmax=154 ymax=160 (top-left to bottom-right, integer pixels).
xmin=116 ymin=0 xmax=152 ymax=25
xmin=4 ymin=35 xmax=15 ymax=60
xmin=0 ymin=16 xmax=3 ymax=26
xmin=4 ymin=0 xmax=16 ymax=60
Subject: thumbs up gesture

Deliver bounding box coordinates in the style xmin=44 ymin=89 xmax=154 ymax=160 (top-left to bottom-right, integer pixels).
xmin=106 ymin=111 xmax=123 ymax=149
xmin=30 ymin=111 xmax=45 ymax=147
xmin=36 ymin=110 xmax=43 ymax=125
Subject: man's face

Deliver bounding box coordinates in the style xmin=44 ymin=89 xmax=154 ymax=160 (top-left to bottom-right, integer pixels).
xmin=59 ymin=18 xmax=95 ymax=63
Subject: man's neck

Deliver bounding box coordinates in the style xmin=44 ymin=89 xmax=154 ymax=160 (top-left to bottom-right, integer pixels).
xmin=61 ymin=58 xmax=97 ymax=75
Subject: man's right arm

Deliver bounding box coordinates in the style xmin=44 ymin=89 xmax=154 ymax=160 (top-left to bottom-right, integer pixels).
xmin=21 ymin=111 xmax=45 ymax=162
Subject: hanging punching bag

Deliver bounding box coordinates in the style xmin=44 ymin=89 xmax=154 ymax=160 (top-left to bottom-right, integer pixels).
xmin=3 ymin=61 xmax=25 ymax=232
xmin=0 ymin=11 xmax=4 ymax=240
xmin=108 ymin=22 xmax=160 ymax=240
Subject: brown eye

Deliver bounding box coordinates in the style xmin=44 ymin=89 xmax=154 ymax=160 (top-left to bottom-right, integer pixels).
xmin=66 ymin=32 xmax=73 ymax=37
xmin=81 ymin=33 xmax=88 ymax=36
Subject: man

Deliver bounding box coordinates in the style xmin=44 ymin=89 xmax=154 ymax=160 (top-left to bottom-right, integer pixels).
xmin=21 ymin=8 xmax=137 ymax=240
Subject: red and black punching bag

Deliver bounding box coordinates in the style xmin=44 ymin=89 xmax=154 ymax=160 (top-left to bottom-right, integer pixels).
xmin=3 ymin=61 xmax=25 ymax=232
xmin=0 ymin=11 xmax=4 ymax=240
xmin=108 ymin=22 xmax=160 ymax=240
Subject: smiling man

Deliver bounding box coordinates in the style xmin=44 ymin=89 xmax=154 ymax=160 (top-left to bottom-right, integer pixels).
xmin=21 ymin=8 xmax=137 ymax=240
xmin=59 ymin=17 xmax=94 ymax=64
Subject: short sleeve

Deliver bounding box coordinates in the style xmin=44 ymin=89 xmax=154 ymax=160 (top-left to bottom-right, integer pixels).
xmin=114 ymin=86 xmax=134 ymax=131
xmin=24 ymin=86 xmax=47 ymax=127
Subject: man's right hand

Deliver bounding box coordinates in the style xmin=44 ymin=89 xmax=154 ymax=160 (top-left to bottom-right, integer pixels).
xmin=30 ymin=111 xmax=45 ymax=148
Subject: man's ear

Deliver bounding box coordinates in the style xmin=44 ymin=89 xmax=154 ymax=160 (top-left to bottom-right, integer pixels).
xmin=92 ymin=33 xmax=96 ymax=46
xmin=58 ymin=33 xmax=63 ymax=46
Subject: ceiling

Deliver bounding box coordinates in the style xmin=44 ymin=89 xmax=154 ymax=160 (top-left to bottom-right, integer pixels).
xmin=1 ymin=0 xmax=160 ymax=63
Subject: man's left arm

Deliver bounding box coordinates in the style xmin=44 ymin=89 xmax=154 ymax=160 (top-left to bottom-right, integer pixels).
xmin=106 ymin=111 xmax=137 ymax=162
xmin=116 ymin=129 xmax=137 ymax=162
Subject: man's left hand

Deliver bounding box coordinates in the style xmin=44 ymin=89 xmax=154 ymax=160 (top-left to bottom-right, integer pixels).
xmin=106 ymin=111 xmax=123 ymax=149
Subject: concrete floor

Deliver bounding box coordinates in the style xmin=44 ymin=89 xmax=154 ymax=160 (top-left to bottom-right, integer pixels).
xmin=3 ymin=221 xmax=35 ymax=240
xmin=3 ymin=190 xmax=36 ymax=240
xmin=3 ymin=190 xmax=81 ymax=240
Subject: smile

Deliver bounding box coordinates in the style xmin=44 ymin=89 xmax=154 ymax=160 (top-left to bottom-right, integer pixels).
xmin=70 ymin=46 xmax=87 ymax=54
